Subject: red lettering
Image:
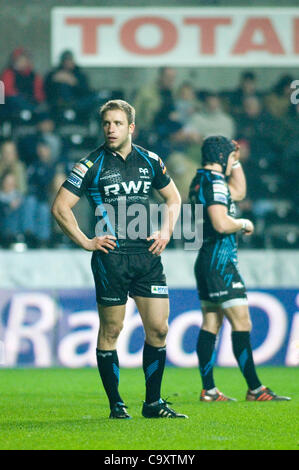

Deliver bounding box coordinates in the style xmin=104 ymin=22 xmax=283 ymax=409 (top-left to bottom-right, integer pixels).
xmin=66 ymin=17 xmax=114 ymax=55
xmin=232 ymin=18 xmax=285 ymax=55
xmin=294 ymin=18 xmax=299 ymax=54
xmin=184 ymin=18 xmax=231 ymax=54
xmin=120 ymin=17 xmax=177 ymax=55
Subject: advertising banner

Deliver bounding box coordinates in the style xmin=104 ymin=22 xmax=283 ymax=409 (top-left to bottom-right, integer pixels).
xmin=51 ymin=7 xmax=299 ymax=67
xmin=1 ymin=288 xmax=298 ymax=368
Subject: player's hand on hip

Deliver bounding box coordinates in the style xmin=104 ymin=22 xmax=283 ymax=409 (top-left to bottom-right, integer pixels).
xmin=85 ymin=235 xmax=117 ymax=253
xmin=241 ymin=219 xmax=254 ymax=236
xmin=147 ymin=231 xmax=169 ymax=256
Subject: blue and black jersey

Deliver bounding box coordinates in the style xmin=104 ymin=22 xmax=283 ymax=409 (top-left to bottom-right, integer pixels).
xmin=62 ymin=143 xmax=171 ymax=254
xmin=189 ymin=169 xmax=246 ymax=305
xmin=189 ymin=169 xmax=237 ymax=245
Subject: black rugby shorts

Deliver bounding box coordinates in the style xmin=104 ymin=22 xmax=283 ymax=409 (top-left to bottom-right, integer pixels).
xmin=195 ymin=240 xmax=247 ymax=309
xmin=91 ymin=251 xmax=169 ymax=306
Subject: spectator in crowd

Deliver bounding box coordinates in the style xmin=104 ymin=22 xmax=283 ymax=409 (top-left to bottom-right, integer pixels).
xmin=1 ymin=48 xmax=45 ymax=119
xmin=22 ymin=140 xmax=55 ymax=247
xmin=134 ymin=67 xmax=191 ymax=158
xmin=264 ymin=74 xmax=293 ymax=119
xmin=0 ymin=140 xmax=27 ymax=194
xmin=18 ymin=112 xmax=66 ymax=166
xmin=44 ymin=50 xmax=98 ymax=122
xmin=232 ymin=139 xmax=256 ymax=221
xmin=236 ymin=96 xmax=286 ymax=223
xmin=226 ymin=71 xmax=261 ymax=116
xmin=174 ymin=81 xmax=202 ymax=126
xmin=156 ymin=90 xmax=236 ymax=169
xmin=151 ymin=82 xmax=202 ymax=211
xmin=0 ymin=171 xmax=24 ymax=246
xmin=163 ymin=82 xmax=203 ymax=157
xmin=134 ymin=67 xmax=177 ymax=134
xmin=236 ymin=95 xmax=283 ymax=173
xmin=165 ymin=151 xmax=198 ymax=204
xmin=186 ymin=92 xmax=236 ymax=140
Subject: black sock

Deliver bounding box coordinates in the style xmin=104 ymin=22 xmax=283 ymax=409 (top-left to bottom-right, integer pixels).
xmin=231 ymin=331 xmax=262 ymax=390
xmin=96 ymin=348 xmax=123 ymax=409
xmin=143 ymin=342 xmax=166 ymax=404
xmin=196 ymin=329 xmax=217 ymax=390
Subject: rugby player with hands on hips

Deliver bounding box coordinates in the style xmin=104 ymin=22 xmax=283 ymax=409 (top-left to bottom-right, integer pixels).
xmin=52 ymin=99 xmax=188 ymax=419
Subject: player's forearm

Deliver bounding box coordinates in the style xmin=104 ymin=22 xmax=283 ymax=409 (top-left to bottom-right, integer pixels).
xmin=214 ymin=215 xmax=246 ymax=234
xmin=52 ymin=204 xmax=90 ymax=249
xmin=160 ymin=195 xmax=182 ymax=239
xmin=228 ymin=163 xmax=247 ymax=201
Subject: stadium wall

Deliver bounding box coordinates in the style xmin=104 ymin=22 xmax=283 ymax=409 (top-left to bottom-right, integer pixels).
xmin=0 ymin=249 xmax=298 ymax=368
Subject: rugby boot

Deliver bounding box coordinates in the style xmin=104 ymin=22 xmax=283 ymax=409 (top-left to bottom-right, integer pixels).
xmin=200 ymin=388 xmax=237 ymax=402
xmin=246 ymin=386 xmax=291 ymax=401
xmin=142 ymin=398 xmax=188 ymax=418
xmin=109 ymin=402 xmax=132 ymax=419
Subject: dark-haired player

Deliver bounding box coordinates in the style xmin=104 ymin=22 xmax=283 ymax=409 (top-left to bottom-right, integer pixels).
xmin=189 ymin=135 xmax=290 ymax=402
xmin=52 ymin=100 xmax=188 ymax=419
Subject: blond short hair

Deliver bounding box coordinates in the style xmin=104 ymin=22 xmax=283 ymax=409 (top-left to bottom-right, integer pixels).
xmin=100 ymin=99 xmax=135 ymax=125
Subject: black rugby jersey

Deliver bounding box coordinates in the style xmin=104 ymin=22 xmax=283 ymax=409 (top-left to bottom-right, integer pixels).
xmin=62 ymin=143 xmax=171 ymax=254
xmin=189 ymin=169 xmax=237 ymax=245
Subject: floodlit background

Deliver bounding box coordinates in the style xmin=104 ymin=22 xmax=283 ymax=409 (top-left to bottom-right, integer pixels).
xmin=0 ymin=0 xmax=298 ymax=369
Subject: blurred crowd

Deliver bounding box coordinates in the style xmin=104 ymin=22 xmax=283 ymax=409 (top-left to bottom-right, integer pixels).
xmin=0 ymin=47 xmax=298 ymax=249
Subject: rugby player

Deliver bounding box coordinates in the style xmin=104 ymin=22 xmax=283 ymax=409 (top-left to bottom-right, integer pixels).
xmin=189 ymin=135 xmax=291 ymax=402
xmin=52 ymin=100 xmax=188 ymax=419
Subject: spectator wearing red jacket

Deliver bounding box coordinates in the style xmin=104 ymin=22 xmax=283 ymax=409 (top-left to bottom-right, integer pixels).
xmin=1 ymin=48 xmax=45 ymax=119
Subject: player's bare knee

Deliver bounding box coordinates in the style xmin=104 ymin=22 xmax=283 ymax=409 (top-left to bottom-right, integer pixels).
xmin=100 ymin=323 xmax=123 ymax=342
xmin=147 ymin=324 xmax=168 ymax=343
xmin=239 ymin=312 xmax=251 ymax=330
xmin=231 ymin=316 xmax=251 ymax=331
xmin=202 ymin=317 xmax=222 ymax=335
xmin=156 ymin=325 xmax=168 ymax=342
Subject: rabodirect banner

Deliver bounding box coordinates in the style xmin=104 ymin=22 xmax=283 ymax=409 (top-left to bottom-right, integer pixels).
xmin=0 ymin=288 xmax=298 ymax=368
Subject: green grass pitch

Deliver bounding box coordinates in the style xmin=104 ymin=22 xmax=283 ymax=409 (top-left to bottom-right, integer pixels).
xmin=0 ymin=367 xmax=298 ymax=450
